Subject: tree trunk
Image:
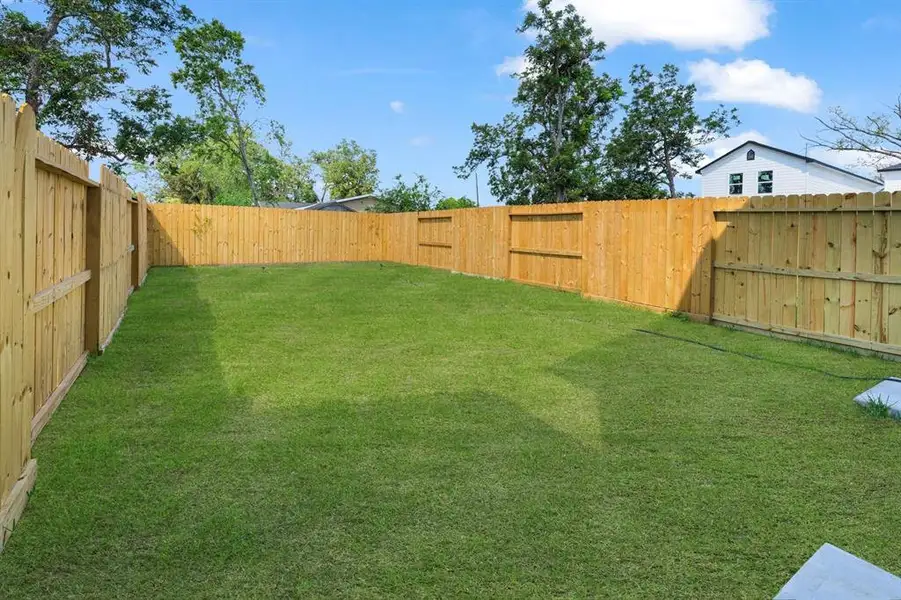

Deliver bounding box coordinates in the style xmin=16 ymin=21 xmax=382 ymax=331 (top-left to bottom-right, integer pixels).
xmin=236 ymin=133 xmax=260 ymax=206
xmin=661 ymin=139 xmax=676 ymax=198
xmin=24 ymin=12 xmax=65 ymax=117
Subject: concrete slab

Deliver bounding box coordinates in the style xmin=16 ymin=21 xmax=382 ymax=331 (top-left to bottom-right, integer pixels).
xmin=854 ymin=378 xmax=901 ymax=418
xmin=774 ymin=543 xmax=901 ymax=600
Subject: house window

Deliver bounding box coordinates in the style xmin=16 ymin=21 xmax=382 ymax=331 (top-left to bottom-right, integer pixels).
xmin=729 ymin=173 xmax=743 ymax=195
xmin=746 ymin=149 xmax=755 ymax=161
xmin=758 ymin=170 xmax=773 ymax=193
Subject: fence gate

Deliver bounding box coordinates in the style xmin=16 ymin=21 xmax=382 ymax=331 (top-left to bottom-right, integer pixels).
xmin=711 ymin=192 xmax=901 ymax=357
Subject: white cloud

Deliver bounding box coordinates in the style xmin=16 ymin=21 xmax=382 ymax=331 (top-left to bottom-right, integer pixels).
xmin=410 ymin=136 xmax=433 ymax=147
xmin=688 ymin=59 xmax=822 ymax=113
xmin=702 ymin=130 xmax=771 ymax=159
xmin=389 ymin=100 xmax=405 ymax=114
xmin=530 ymin=0 xmax=773 ymax=51
xmin=862 ymin=16 xmax=901 ymax=31
xmin=495 ymin=55 xmax=529 ymax=76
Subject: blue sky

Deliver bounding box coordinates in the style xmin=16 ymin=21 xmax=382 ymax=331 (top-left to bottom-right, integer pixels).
xmin=21 ymin=0 xmax=901 ymax=202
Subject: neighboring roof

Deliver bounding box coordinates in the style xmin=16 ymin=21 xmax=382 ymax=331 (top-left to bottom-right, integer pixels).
xmin=695 ymin=140 xmax=884 ymax=186
xmin=330 ymin=194 xmax=378 ymax=203
xmin=295 ymin=194 xmax=379 ymax=212
xmin=306 ymin=202 xmax=356 ymax=212
xmin=273 ymin=201 xmax=315 ymax=209
xmin=878 ymin=163 xmax=901 ymax=173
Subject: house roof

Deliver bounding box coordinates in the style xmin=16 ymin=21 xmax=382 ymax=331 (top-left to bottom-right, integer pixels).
xmin=273 ymin=201 xmax=315 ymax=210
xmin=330 ymin=194 xmax=378 ymax=203
xmin=297 ymin=194 xmax=379 ymax=212
xmin=306 ymin=202 xmax=356 ymax=212
xmin=696 ymin=140 xmax=884 ymax=186
xmin=878 ymin=163 xmax=901 ymax=173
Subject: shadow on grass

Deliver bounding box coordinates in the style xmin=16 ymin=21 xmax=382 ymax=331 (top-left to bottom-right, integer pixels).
xmin=0 ymin=267 xmax=260 ymax=598
xmin=3 ymin=262 xmax=901 ymax=598
xmin=548 ymin=313 xmax=901 ymax=597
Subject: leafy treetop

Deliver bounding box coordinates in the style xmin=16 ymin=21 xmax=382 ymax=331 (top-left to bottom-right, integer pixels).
xmin=606 ymin=64 xmax=738 ymax=198
xmin=456 ymin=0 xmax=622 ymax=205
xmin=372 ymin=174 xmax=442 ymax=213
xmin=0 ymin=0 xmax=196 ymax=169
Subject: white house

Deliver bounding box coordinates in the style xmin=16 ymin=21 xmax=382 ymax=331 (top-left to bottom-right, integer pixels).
xmin=878 ymin=163 xmax=901 ymax=192
xmin=696 ymin=141 xmax=884 ymax=197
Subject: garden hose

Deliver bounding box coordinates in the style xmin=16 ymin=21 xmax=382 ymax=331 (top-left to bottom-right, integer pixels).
xmin=633 ymin=328 xmax=887 ymax=381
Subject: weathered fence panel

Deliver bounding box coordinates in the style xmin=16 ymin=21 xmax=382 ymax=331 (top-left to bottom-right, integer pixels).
xmin=0 ymin=95 xmax=145 ymax=549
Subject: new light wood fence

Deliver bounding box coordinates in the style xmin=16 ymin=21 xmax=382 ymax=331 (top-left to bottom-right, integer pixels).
xmin=713 ymin=192 xmax=901 ymax=356
xmin=150 ymin=200 xmax=745 ymax=317
xmin=0 ymin=96 xmax=148 ymax=550
xmin=149 ymin=194 xmax=901 ymax=358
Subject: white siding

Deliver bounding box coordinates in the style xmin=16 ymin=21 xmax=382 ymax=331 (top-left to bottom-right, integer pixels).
xmin=700 ymin=143 xmax=882 ymax=197
xmin=883 ymin=171 xmax=901 ymax=192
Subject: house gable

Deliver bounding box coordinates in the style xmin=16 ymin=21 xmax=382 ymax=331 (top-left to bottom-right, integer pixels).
xmin=698 ymin=141 xmax=883 ymax=197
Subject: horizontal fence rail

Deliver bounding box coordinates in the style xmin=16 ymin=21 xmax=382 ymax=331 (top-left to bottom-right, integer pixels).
xmin=0 ymin=95 xmax=148 ymax=551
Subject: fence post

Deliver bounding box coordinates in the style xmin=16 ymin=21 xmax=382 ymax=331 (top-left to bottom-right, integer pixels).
xmin=13 ymin=104 xmax=36 ymax=464
xmin=130 ymin=197 xmax=140 ymax=290
xmin=84 ymin=184 xmax=102 ymax=354
xmin=136 ymin=193 xmax=147 ymax=287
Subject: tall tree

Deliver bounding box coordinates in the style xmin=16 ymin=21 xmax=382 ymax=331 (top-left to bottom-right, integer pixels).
xmin=0 ymin=0 xmax=195 ymax=168
xmin=372 ymin=174 xmax=441 ymax=213
xmin=455 ymin=0 xmax=622 ymax=205
xmin=172 ymin=20 xmax=265 ymax=205
xmin=805 ymin=99 xmax=901 ymax=166
xmin=606 ymin=64 xmax=738 ymax=198
xmin=310 ymin=139 xmax=379 ymax=201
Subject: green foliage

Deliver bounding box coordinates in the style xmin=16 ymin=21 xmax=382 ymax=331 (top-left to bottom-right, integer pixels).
xmin=0 ymin=0 xmax=195 ymax=169
xmin=172 ymin=19 xmax=266 ymax=205
xmin=606 ymin=64 xmax=738 ymax=198
xmin=594 ymin=177 xmax=666 ymax=201
xmin=435 ymin=196 xmax=477 ymax=210
xmin=146 ymin=127 xmax=316 ymax=206
xmin=455 ymin=0 xmax=622 ymax=205
xmin=860 ymin=396 xmax=900 ymax=421
xmin=373 ymin=174 xmax=441 ymax=213
xmin=310 ymin=139 xmax=379 ymax=201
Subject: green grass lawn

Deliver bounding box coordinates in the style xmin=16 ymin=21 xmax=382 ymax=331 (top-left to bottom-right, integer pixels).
xmin=1 ymin=263 xmax=900 ymax=599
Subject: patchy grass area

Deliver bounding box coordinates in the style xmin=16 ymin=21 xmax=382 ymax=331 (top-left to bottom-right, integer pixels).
xmin=1 ymin=263 xmax=900 ymax=598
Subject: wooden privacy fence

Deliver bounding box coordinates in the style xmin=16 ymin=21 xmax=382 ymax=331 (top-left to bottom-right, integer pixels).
xmin=713 ymin=192 xmax=901 ymax=356
xmin=149 ymin=193 xmax=901 ymax=358
xmin=149 ymin=199 xmax=743 ymax=317
xmin=0 ymin=96 xmax=148 ymax=550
